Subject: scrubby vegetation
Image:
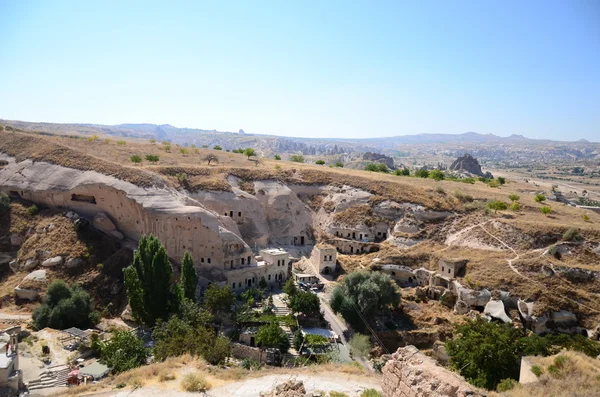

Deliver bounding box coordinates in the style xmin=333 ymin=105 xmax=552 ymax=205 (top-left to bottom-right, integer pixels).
xmin=98 ymin=330 xmax=149 ymax=374
xmin=33 ymin=280 xmax=99 ymax=330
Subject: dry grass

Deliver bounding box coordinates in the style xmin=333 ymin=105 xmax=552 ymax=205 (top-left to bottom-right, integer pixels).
xmin=180 ymin=372 xmax=211 ymax=392
xmin=333 ymin=204 xmax=387 ymax=227
xmin=506 ymin=351 xmax=600 ymax=397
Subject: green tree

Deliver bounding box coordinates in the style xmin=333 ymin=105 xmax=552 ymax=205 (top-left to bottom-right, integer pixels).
xmin=145 ymin=154 xmax=160 ymax=163
xmin=415 ymin=169 xmax=429 ymax=178
xmin=497 ymin=176 xmax=506 ymax=185
xmin=289 ymin=291 xmax=320 ymax=315
xmin=130 ymin=155 xmax=142 ymax=164
xmin=255 ymin=323 xmax=290 ymax=353
xmin=364 ymin=163 xmax=379 ymax=172
xmin=283 ymin=278 xmax=298 ymax=297
xmin=243 ymin=148 xmax=256 ymax=159
xmin=123 ymin=235 xmax=182 ymax=326
xmin=540 ymin=206 xmax=552 ymax=216
xmin=180 ymin=252 xmax=198 ymax=301
xmin=429 ymin=169 xmax=445 ymax=181
xmin=152 ymin=315 xmax=214 ymax=361
xmin=487 ymin=200 xmax=508 ymax=214
xmin=534 ymin=193 xmax=546 ymax=203
xmin=334 ymin=161 xmax=344 ymax=168
xmin=293 ymin=330 xmax=304 ymax=350
xmin=446 ymin=318 xmax=522 ymax=390
xmin=99 ymin=330 xmax=149 ymax=374
xmin=203 ymin=153 xmax=218 ymax=165
xmin=290 ymin=154 xmax=305 ymax=163
xmin=0 ymin=192 xmax=10 ymax=214
xmin=274 ymin=154 xmax=281 ymax=160
xmin=179 ymin=147 xmax=189 ymax=154
xmin=508 ymin=193 xmax=520 ymax=202
xmin=315 ymin=160 xmax=325 ymax=165
xmin=258 ymin=276 xmax=268 ymax=290
xmin=330 ymin=271 xmax=400 ymax=329
xmin=377 ymin=163 xmax=389 ymax=172
xmin=202 ymin=284 xmax=235 ymax=315
xmin=204 ymin=335 xmax=231 ymax=365
xmin=349 ymin=333 xmax=371 ymax=358
xmin=33 ymin=280 xmax=99 ymax=330
xmin=213 ymin=145 xmax=222 ymax=150
xmin=394 ymin=167 xmax=410 ymax=176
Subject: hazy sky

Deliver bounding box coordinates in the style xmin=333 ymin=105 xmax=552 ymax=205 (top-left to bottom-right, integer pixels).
xmin=1 ymin=1 xmax=599 ymax=140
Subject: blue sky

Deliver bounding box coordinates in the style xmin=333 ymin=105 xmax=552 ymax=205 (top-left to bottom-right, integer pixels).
xmin=1 ymin=1 xmax=599 ymax=140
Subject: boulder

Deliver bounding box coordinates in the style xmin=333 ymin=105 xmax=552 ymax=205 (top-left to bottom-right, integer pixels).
xmin=10 ymin=233 xmax=24 ymax=246
xmin=14 ymin=286 xmax=39 ymax=301
xmin=484 ymin=299 xmax=512 ymax=323
xmin=65 ymin=211 xmax=80 ymax=220
xmin=22 ymin=259 xmax=38 ymax=271
xmin=24 ymin=269 xmax=47 ymax=282
xmin=9 ymin=260 xmax=19 ymax=272
xmin=93 ymin=212 xmax=117 ymax=234
xmin=65 ymin=257 xmax=84 ymax=269
xmin=432 ymin=340 xmax=449 ymax=364
xmin=454 ymin=299 xmax=470 ymax=315
xmin=15 ymin=270 xmax=47 ymax=301
xmin=440 ymin=290 xmax=457 ymax=308
xmin=41 ymin=256 xmax=63 ymax=267
xmin=109 ymin=230 xmax=124 ymax=240
xmin=457 ymin=287 xmax=491 ymax=307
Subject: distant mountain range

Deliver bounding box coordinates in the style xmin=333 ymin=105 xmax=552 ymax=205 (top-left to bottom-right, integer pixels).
xmin=1 ymin=119 xmax=597 ymax=160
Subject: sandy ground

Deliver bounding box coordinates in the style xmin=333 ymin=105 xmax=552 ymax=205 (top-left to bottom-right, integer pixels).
xmin=81 ymin=373 xmax=382 ymax=397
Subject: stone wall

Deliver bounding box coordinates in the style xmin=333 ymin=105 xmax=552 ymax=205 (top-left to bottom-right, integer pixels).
xmin=382 ymin=346 xmax=487 ymax=397
xmin=231 ymin=343 xmax=265 ymax=363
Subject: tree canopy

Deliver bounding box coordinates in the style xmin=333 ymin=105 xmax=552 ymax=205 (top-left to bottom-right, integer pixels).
xmin=203 ymin=153 xmax=218 ymax=165
xmin=487 ymin=200 xmax=508 ymax=213
xmin=243 ymin=148 xmax=256 ymax=159
xmin=289 ymin=291 xmax=320 ymax=315
xmin=202 ymin=284 xmax=235 ymax=315
xmin=33 ymin=280 xmax=98 ymax=330
xmin=415 ymin=169 xmax=429 ymax=178
xmin=429 ymin=169 xmax=445 ymax=181
xmin=330 ymin=271 xmax=400 ymax=329
xmin=255 ymin=322 xmax=290 ymax=353
xmin=98 ymin=330 xmax=149 ymax=374
xmin=180 ymin=252 xmax=198 ymax=301
xmin=123 ymin=235 xmax=181 ymax=326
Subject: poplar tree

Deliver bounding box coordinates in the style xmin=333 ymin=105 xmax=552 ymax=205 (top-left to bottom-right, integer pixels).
xmin=124 ymin=235 xmax=181 ymax=326
xmin=180 ymin=252 xmax=198 ymax=301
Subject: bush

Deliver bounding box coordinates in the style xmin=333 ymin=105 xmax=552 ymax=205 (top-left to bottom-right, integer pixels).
xmin=360 ymin=389 xmax=382 ymax=397
xmin=145 ymin=154 xmax=160 ymax=163
xmin=540 ymin=206 xmax=552 ymax=216
xmin=33 ymin=280 xmax=98 ymax=330
xmin=329 ymin=392 xmax=349 ymax=397
xmin=496 ymin=378 xmax=516 ymax=392
xmin=534 ymin=193 xmax=546 ymax=203
xmin=163 ymin=144 xmax=171 ymax=152
xmin=179 ymin=147 xmax=189 ymax=155
xmin=454 ymin=191 xmax=473 ymax=203
xmin=116 ymin=140 xmax=126 ymax=146
xmin=334 ymin=161 xmax=344 ymax=168
xmin=290 ymin=154 xmax=305 ymax=163
xmin=349 ymin=334 xmax=371 ymax=358
xmin=364 ymin=163 xmax=388 ymax=173
xmin=176 ymin=173 xmax=188 ymax=183
xmin=315 ymin=160 xmax=325 ymax=165
xmin=429 ymin=169 xmax=445 ymax=181
xmin=289 ymin=291 xmax=320 ymax=315
xmin=181 ymin=372 xmax=210 ymax=392
xmin=582 ymin=214 xmax=590 ymax=222
xmin=415 ymin=169 xmax=429 ymax=178
xmin=241 ymin=358 xmax=262 ymax=370
xmin=0 ymin=193 xmax=10 ymax=214
xmin=497 ymin=176 xmax=506 ymax=185
xmin=562 ymin=228 xmax=581 ymax=241
xmin=158 ymin=370 xmax=176 ymax=382
xmin=487 ymin=200 xmax=508 ymax=213
xmin=99 ymin=330 xmax=148 ymax=374
xmin=509 ymin=202 xmax=521 ymax=211
xmin=531 ymin=365 xmax=543 ymax=377
xmin=283 ymin=278 xmax=298 ymax=297
xmin=435 ymin=186 xmax=446 ymax=195
xmin=256 ymin=322 xmax=290 ymax=353
xmin=244 ymin=148 xmax=256 ymax=159
xmin=130 ymin=155 xmax=142 ymax=164
xmin=149 ymin=139 xmax=156 ymax=143
xmin=213 ymin=145 xmax=222 ymax=150
xmin=293 ymin=330 xmax=304 ymax=350
xmin=274 ymin=154 xmax=281 ymax=160
xmin=508 ymin=193 xmax=520 ymax=202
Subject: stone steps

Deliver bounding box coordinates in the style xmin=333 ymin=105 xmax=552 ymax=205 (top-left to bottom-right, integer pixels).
xmin=27 ymin=366 xmax=70 ymax=390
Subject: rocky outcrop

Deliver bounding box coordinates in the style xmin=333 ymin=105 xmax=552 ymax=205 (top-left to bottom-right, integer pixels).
xmin=382 ymin=345 xmax=486 ymax=397
xmin=41 ymin=256 xmax=63 ymax=267
xmin=260 ymin=380 xmax=306 ymax=397
xmin=92 ymin=212 xmax=124 ymax=240
xmin=363 ymin=152 xmax=395 ymax=169
xmin=449 ymin=154 xmax=485 ymax=177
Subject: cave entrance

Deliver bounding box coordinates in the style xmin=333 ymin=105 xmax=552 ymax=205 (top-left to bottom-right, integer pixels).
xmin=71 ymin=194 xmax=97 ymax=204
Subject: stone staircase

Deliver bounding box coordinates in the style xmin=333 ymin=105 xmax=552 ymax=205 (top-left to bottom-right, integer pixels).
xmin=27 ymin=364 xmax=70 ymax=391
xmin=273 ymin=306 xmax=291 ymax=316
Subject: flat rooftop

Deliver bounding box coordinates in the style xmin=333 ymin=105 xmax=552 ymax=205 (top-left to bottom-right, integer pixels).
xmin=260 ymin=248 xmax=288 ymax=255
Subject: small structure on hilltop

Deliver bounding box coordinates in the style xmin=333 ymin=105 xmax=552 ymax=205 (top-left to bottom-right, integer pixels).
xmin=310 ymin=244 xmax=337 ymax=274
xmin=0 ymin=328 xmax=23 ymax=395
xmin=438 ymin=258 xmax=467 ymax=278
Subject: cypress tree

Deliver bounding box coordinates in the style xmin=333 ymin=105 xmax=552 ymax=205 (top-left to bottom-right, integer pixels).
xmin=180 ymin=251 xmax=198 ymax=301
xmin=124 ymin=234 xmax=181 ymax=326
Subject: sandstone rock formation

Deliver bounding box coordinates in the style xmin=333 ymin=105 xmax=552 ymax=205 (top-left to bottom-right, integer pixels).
xmin=449 ymin=154 xmax=485 ymax=177
xmin=260 ymin=379 xmax=306 ymax=397
xmin=363 ymin=152 xmax=395 ymax=169
xmin=382 ymin=345 xmax=487 ymax=397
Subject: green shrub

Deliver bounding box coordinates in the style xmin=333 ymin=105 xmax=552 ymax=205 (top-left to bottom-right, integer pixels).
xmin=509 ymin=202 xmax=521 ymax=211
xmin=562 ymin=228 xmax=581 ymax=241
xmin=360 ymin=389 xmax=383 ymax=397
xmin=429 ymin=169 xmax=445 ymax=181
xmin=290 ymin=154 xmax=305 ymax=163
xmin=487 ymin=200 xmax=508 ymax=213
xmin=213 ymin=145 xmax=222 ymax=150
xmin=454 ymin=191 xmax=473 ymax=203
xmin=534 ymin=193 xmax=546 ymax=203
xmin=540 ymin=206 xmax=552 ymax=216
xmin=130 ymin=155 xmax=142 ymax=164
xmin=0 ymin=193 xmax=10 ymax=214
xmin=329 ymin=392 xmax=349 ymax=397
xmin=496 ymin=378 xmax=516 ymax=392
xmin=179 ymin=147 xmax=189 ymax=154
xmin=181 ymin=372 xmax=210 ymax=392
xmin=315 ymin=160 xmax=325 ymax=165
xmin=582 ymin=214 xmax=590 ymax=222
xmin=99 ymin=330 xmax=149 ymax=374
xmin=334 ymin=161 xmax=344 ymax=168
xmin=497 ymin=177 xmax=506 ymax=185
xmin=176 ymin=173 xmax=188 ymax=183
xmin=349 ymin=333 xmax=371 ymax=358
xmin=274 ymin=154 xmax=281 ymax=160
xmin=145 ymin=154 xmax=160 ymax=163
xmin=508 ymin=193 xmax=520 ymax=202
xmin=33 ymin=280 xmax=99 ymax=330
xmin=415 ymin=169 xmax=429 ymax=178
xmin=241 ymin=358 xmax=262 ymax=370
xmin=27 ymin=204 xmax=39 ymax=216
xmin=531 ymin=365 xmax=543 ymax=377
xmin=116 ymin=140 xmax=126 ymax=146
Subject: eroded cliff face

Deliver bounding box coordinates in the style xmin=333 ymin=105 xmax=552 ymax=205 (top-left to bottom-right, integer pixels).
xmin=0 ymin=154 xmax=254 ymax=279
xmin=382 ymin=346 xmax=486 ymax=397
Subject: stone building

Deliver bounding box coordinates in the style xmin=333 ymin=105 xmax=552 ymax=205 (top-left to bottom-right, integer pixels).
xmin=327 ymin=238 xmax=379 ymax=255
xmin=376 ymin=265 xmax=416 ymax=287
xmin=0 ymin=330 xmax=22 ymax=394
xmin=310 ymin=244 xmax=337 ymax=274
xmin=226 ymin=248 xmax=290 ymax=291
xmin=438 ymin=259 xmax=467 ymax=278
